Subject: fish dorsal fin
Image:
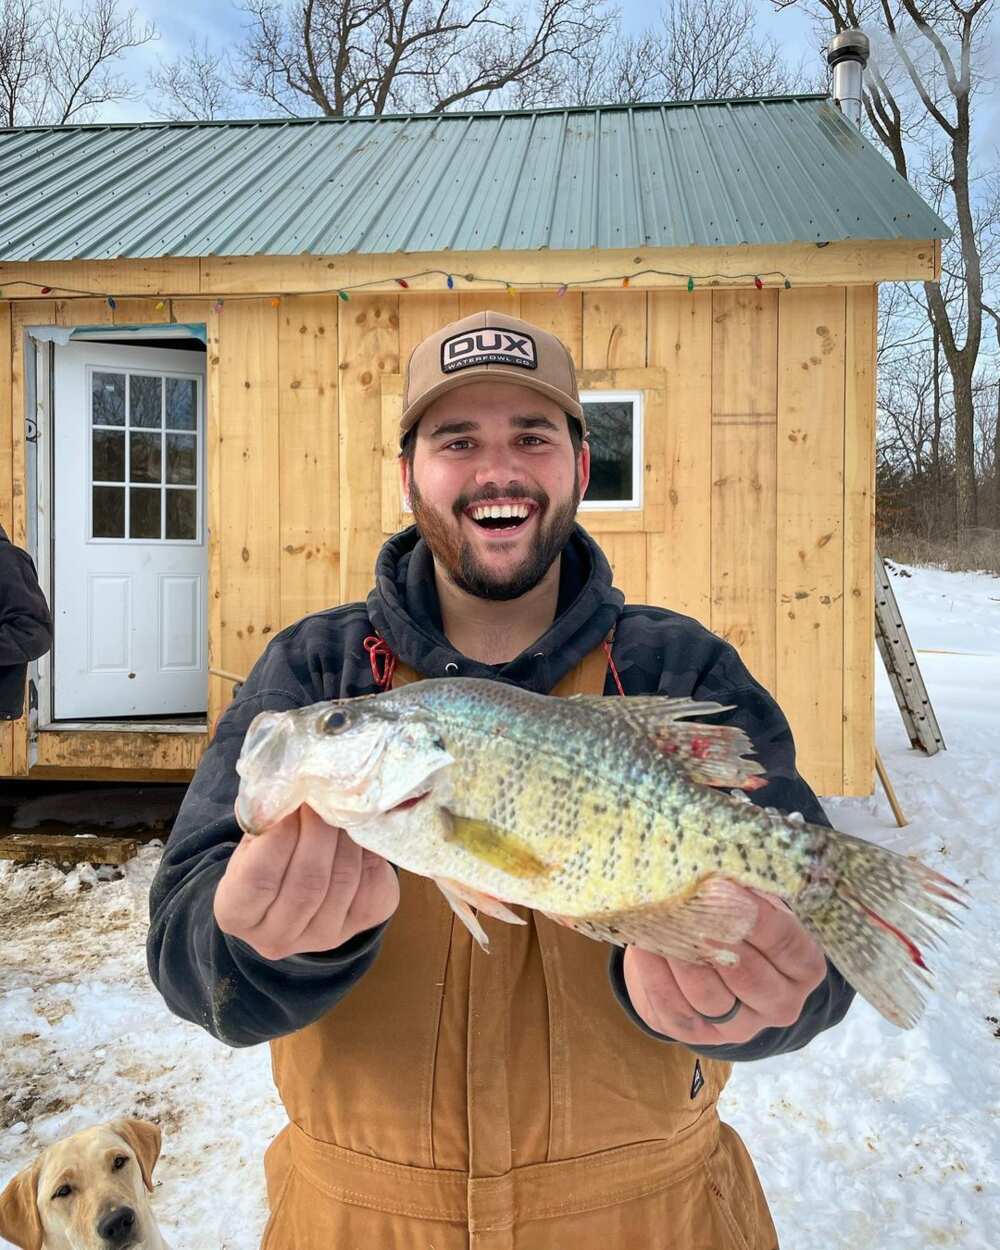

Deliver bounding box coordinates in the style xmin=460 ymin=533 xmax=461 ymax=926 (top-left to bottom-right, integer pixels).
xmin=566 ymin=695 xmax=766 ymax=791
xmin=442 ymin=812 xmax=554 ymax=878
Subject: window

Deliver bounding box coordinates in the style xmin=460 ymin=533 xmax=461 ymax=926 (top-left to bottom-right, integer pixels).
xmin=579 ymin=390 xmax=643 ymax=510
xmin=90 ymin=369 xmax=201 ymax=542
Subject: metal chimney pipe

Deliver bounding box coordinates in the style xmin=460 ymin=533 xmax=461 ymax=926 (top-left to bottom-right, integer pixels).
xmin=826 ymin=29 xmax=870 ymax=128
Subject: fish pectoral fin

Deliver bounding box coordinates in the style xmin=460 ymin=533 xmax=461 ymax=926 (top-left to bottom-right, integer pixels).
xmin=548 ymin=877 xmax=760 ymax=966
xmin=565 ymin=695 xmax=767 ymax=791
xmin=442 ymin=812 xmax=553 ymax=878
xmin=436 ymin=876 xmax=527 ymax=927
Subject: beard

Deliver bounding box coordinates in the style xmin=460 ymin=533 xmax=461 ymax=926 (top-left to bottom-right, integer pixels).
xmin=408 ymin=469 xmax=580 ymax=602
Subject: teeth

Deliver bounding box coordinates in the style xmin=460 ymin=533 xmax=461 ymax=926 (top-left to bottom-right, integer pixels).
xmin=470 ymin=503 xmax=531 ymax=521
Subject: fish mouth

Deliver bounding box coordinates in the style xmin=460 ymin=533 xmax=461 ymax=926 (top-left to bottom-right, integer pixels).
xmin=389 ymin=791 xmax=431 ymax=813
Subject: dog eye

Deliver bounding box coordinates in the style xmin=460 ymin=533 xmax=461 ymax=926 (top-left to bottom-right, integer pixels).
xmin=113 ymin=1155 xmax=128 ymax=1170
xmin=52 ymin=1184 xmax=72 ymax=1199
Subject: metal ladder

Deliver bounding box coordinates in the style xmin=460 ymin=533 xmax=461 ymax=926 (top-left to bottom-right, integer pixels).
xmin=874 ymin=547 xmax=945 ymax=756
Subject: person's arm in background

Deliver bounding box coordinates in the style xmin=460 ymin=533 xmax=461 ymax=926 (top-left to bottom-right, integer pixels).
xmin=147 ymin=632 xmax=398 ymax=1048
xmin=0 ymin=525 xmax=53 ymax=666
xmin=609 ymin=659 xmax=856 ymax=1061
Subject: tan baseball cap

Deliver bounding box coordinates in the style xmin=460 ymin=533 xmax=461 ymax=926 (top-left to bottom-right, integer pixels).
xmin=399 ymin=309 xmax=585 ymax=446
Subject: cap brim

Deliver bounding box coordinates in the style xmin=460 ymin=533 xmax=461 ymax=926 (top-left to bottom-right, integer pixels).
xmin=399 ymin=366 xmax=584 ymax=441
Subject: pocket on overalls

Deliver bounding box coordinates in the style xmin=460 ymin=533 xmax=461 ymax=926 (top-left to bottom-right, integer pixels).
xmin=704 ymin=1122 xmax=779 ymax=1250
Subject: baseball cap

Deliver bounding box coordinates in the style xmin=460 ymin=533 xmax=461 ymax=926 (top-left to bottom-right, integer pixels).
xmin=399 ymin=309 xmax=585 ymax=446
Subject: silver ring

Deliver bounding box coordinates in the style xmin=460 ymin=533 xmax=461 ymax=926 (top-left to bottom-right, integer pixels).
xmin=695 ymin=997 xmax=743 ymax=1025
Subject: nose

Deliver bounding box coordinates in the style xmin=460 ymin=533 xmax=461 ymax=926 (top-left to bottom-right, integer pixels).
xmin=97 ymin=1205 xmax=136 ymax=1244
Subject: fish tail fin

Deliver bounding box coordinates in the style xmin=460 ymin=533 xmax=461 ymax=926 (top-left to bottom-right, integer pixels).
xmin=794 ymin=829 xmax=968 ymax=1029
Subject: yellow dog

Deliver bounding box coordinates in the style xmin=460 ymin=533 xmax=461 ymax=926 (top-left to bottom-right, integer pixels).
xmin=0 ymin=1119 xmax=168 ymax=1250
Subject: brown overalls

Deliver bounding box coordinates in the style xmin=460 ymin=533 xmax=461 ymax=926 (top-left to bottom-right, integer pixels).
xmin=261 ymin=645 xmax=779 ymax=1249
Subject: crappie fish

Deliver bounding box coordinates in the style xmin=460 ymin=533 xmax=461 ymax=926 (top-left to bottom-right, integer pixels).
xmin=234 ymin=678 xmax=967 ymax=1029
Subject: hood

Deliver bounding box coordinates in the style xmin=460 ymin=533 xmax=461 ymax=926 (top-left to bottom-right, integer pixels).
xmin=366 ymin=525 xmax=624 ymax=694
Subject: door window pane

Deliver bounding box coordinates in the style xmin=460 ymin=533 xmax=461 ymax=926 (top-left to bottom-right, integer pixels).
xmin=92 ymin=373 xmax=125 ymax=425
xmin=582 ymin=400 xmax=635 ymax=503
xmin=166 ymin=377 xmax=197 ymax=430
xmin=166 ymin=489 xmax=197 ymax=540
xmin=93 ymin=486 xmax=125 ymax=537
xmin=165 ymin=433 xmax=197 ymax=485
xmin=130 ymin=375 xmax=162 ymax=428
xmin=93 ymin=429 xmax=125 ymax=482
xmin=130 ymin=487 xmax=161 ymax=539
xmin=130 ymin=431 xmax=162 ymax=483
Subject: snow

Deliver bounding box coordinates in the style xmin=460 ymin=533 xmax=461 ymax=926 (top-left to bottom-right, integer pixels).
xmin=2 ymin=564 xmax=998 ymax=1249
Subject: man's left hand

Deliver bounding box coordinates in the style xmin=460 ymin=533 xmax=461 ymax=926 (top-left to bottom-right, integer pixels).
xmin=622 ymin=887 xmax=828 ymax=1046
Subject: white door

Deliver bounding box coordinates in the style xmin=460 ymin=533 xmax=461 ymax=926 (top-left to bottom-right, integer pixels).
xmin=52 ymin=342 xmax=207 ymax=719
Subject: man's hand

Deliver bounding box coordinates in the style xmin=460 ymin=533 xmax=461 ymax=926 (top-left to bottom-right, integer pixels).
xmin=214 ymin=803 xmax=399 ymax=961
xmin=622 ymin=887 xmax=827 ymax=1046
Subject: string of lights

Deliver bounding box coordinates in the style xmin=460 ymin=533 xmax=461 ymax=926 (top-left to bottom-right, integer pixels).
xmin=0 ymin=265 xmax=794 ymax=313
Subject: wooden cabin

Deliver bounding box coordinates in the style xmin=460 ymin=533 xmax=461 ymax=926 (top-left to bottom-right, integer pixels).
xmin=0 ymin=96 xmax=946 ymax=795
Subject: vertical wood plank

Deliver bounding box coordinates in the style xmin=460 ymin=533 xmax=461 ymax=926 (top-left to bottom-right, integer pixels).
xmin=647 ymin=290 xmax=712 ymax=620
xmin=776 ymin=287 xmax=846 ymax=795
xmin=595 ymin=528 xmax=647 ymax=604
xmin=217 ymin=299 xmax=281 ymax=685
xmin=112 ymin=298 xmax=171 ymax=325
xmin=0 ymin=302 xmax=12 ymax=775
xmin=10 ymin=301 xmax=54 ymax=775
xmin=278 ymin=294 xmax=340 ymax=629
xmin=518 ymin=292 xmax=584 ymax=363
xmin=399 ymin=294 xmax=461 ymax=363
xmin=843 ymin=285 xmax=877 ymax=795
xmin=55 ymin=298 xmax=114 ymax=328
xmin=339 ymin=295 xmax=400 ymax=603
xmin=581 ymin=291 xmax=646 ymax=370
xmin=459 ymin=291 xmax=521 ymax=319
xmin=710 ymin=289 xmax=778 ymax=690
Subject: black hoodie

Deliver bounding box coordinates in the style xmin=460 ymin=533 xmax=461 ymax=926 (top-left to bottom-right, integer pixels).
xmin=0 ymin=522 xmax=53 ymax=720
xmin=147 ymin=525 xmax=854 ymax=1057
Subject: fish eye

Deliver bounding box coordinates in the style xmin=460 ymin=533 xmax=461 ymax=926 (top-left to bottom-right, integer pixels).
xmin=112 ymin=1155 xmax=128 ymax=1170
xmin=322 ymin=709 xmax=349 ymax=734
xmin=53 ymin=1183 xmax=72 ymax=1199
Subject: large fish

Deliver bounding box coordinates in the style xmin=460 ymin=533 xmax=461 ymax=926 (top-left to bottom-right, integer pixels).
xmin=233 ymin=678 xmax=966 ymax=1029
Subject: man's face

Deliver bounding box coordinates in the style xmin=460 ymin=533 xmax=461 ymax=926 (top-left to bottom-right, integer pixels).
xmin=400 ymin=381 xmax=590 ymax=601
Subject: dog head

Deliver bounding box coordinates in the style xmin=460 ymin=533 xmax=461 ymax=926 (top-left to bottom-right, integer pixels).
xmin=0 ymin=1118 xmax=163 ymax=1250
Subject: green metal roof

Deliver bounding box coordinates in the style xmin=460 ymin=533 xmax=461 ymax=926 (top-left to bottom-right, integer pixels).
xmin=0 ymin=96 xmax=947 ymax=262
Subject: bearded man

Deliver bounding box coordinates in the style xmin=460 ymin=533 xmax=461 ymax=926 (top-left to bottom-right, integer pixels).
xmin=148 ymin=310 xmax=854 ymax=1249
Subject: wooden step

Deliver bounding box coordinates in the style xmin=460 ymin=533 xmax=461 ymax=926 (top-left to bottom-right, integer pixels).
xmin=0 ymin=832 xmax=142 ymax=865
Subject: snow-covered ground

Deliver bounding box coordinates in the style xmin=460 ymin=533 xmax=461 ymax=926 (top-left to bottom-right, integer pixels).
xmin=1 ymin=564 xmax=997 ymax=1249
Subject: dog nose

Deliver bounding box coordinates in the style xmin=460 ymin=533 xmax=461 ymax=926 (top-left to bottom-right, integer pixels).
xmin=97 ymin=1205 xmax=136 ymax=1243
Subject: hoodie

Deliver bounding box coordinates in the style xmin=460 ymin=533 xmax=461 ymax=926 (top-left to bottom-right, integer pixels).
xmin=147 ymin=524 xmax=854 ymax=1056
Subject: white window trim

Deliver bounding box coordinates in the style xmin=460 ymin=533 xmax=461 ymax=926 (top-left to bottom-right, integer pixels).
xmin=578 ymin=389 xmax=644 ymax=511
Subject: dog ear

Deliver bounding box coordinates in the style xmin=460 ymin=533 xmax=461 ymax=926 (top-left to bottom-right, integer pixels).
xmin=111 ymin=1119 xmax=162 ymax=1193
xmin=0 ymin=1160 xmax=44 ymax=1250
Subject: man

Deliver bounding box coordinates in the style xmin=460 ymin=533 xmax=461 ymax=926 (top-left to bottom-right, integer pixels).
xmin=148 ymin=310 xmax=854 ymax=1249
xmin=0 ymin=522 xmax=53 ymax=721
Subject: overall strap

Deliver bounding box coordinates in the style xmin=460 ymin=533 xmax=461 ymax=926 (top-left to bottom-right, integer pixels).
xmin=388 ymin=635 xmax=616 ymax=697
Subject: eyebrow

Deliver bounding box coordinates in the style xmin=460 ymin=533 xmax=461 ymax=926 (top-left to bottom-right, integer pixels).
xmin=428 ymin=414 xmax=562 ymax=441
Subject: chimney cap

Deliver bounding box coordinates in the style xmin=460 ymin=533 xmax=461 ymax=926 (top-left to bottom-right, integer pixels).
xmin=827 ymin=29 xmax=870 ymax=68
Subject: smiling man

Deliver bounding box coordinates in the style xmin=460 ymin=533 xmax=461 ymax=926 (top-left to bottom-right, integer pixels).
xmin=148 ymin=309 xmax=855 ymax=1250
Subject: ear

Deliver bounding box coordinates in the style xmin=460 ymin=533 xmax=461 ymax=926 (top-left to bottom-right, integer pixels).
xmin=111 ymin=1119 xmax=161 ymax=1193
xmin=0 ymin=1160 xmax=44 ymax=1250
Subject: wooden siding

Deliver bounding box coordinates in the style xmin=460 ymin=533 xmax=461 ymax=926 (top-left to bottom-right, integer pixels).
xmin=1 ymin=278 xmax=875 ymax=793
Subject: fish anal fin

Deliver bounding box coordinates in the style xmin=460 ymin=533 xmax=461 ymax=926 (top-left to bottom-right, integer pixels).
xmin=565 ymin=695 xmax=766 ymax=791
xmin=444 ymin=812 xmax=553 ymax=878
xmin=544 ymin=877 xmax=759 ymax=966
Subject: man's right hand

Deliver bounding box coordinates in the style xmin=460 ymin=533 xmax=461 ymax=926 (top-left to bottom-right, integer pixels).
xmin=214 ymin=803 xmax=400 ymax=961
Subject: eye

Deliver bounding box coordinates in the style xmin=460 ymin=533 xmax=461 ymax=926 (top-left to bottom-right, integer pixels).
xmin=113 ymin=1155 xmax=128 ymax=1170
xmin=53 ymin=1184 xmax=72 ymax=1199
xmin=322 ymin=709 xmax=349 ymax=734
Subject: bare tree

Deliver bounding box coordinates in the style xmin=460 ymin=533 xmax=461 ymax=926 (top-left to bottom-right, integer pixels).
xmin=773 ymin=0 xmax=995 ymax=534
xmin=181 ymin=0 xmax=617 ymax=119
xmin=148 ymin=37 xmax=235 ymax=122
xmin=0 ymin=0 xmax=155 ymax=126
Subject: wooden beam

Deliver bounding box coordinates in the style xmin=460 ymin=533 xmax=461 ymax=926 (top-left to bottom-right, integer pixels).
xmin=0 ymin=833 xmax=141 ymax=866
xmin=0 ymin=239 xmax=938 ymax=301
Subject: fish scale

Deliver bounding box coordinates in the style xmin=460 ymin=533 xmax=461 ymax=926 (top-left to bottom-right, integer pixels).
xmin=235 ymin=676 xmax=969 ymax=1029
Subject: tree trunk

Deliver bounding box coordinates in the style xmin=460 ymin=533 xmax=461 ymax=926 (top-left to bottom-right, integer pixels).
xmin=952 ymin=373 xmax=978 ymax=532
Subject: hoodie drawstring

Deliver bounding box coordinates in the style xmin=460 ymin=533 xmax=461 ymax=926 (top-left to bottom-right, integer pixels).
xmin=364 ymin=634 xmax=397 ymax=689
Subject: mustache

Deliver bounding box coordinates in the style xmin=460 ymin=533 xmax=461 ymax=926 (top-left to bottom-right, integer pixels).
xmin=451 ymin=485 xmax=548 ymax=516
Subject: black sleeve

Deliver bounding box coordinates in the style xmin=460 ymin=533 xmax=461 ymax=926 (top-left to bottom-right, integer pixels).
xmin=0 ymin=542 xmax=53 ymax=665
xmin=609 ymin=661 xmax=856 ymax=1061
xmin=146 ymin=638 xmax=389 ymax=1048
